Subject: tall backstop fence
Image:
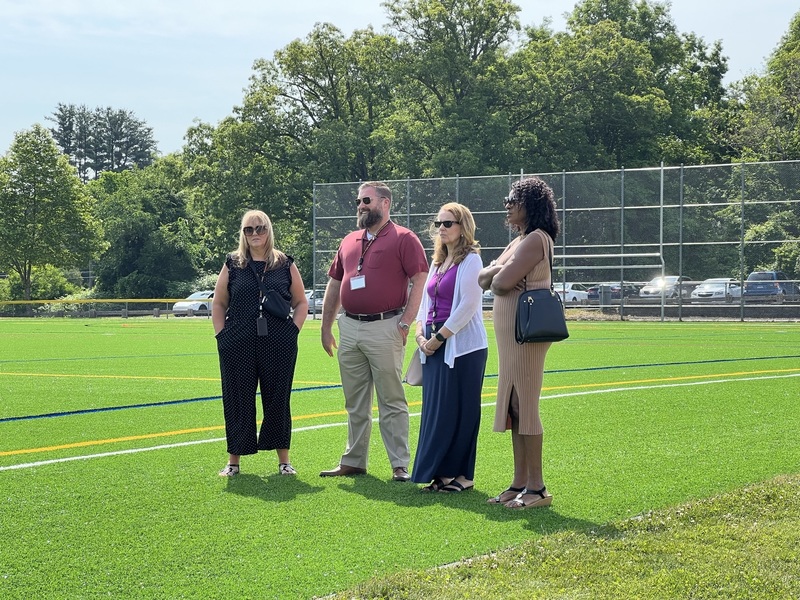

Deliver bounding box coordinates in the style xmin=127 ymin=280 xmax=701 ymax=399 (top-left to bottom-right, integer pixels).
xmin=312 ymin=161 xmax=800 ymax=320
xmin=2 ymin=161 xmax=798 ymax=320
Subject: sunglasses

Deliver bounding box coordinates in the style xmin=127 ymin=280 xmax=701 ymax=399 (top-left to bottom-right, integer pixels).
xmin=355 ymin=196 xmax=387 ymax=206
xmin=434 ymin=220 xmax=460 ymax=228
xmin=242 ymin=225 xmax=269 ymax=236
xmin=503 ymin=196 xmax=521 ymax=207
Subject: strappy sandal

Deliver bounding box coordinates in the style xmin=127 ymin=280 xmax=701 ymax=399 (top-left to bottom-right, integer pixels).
xmin=487 ymin=486 xmax=525 ymax=504
xmin=279 ymin=463 xmax=297 ymax=476
xmin=505 ymin=486 xmax=552 ymax=509
xmin=218 ymin=464 xmax=240 ymax=477
xmin=440 ymin=479 xmax=474 ymax=493
xmin=421 ymin=478 xmax=445 ymax=493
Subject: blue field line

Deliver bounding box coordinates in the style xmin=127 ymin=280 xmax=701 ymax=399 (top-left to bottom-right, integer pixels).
xmin=0 ymin=384 xmax=343 ymax=423
xmin=3 ymin=354 xmax=799 ymax=424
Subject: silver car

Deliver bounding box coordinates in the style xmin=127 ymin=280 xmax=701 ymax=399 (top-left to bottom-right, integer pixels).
xmin=639 ymin=276 xmax=694 ymax=299
xmin=690 ymin=278 xmax=742 ymax=303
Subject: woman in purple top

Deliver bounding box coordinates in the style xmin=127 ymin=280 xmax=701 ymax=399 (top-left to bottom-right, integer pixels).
xmin=411 ymin=203 xmax=488 ymax=492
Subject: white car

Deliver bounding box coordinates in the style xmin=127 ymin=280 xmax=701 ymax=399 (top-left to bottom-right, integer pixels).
xmin=554 ymin=282 xmax=590 ymax=303
xmin=172 ymin=290 xmax=214 ymax=316
xmin=690 ymin=278 xmax=742 ymax=302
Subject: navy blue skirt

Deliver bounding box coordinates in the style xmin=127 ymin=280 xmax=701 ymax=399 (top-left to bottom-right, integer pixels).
xmin=411 ymin=326 xmax=487 ymax=483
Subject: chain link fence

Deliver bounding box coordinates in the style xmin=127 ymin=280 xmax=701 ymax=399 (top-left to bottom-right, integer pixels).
xmin=313 ymin=161 xmax=800 ymax=320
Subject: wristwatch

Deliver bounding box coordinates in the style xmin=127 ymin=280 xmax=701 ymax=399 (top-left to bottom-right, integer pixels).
xmin=398 ymin=322 xmax=410 ymax=331
xmin=435 ymin=332 xmax=446 ymax=342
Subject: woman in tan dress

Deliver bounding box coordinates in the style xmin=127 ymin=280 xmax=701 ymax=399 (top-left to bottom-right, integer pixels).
xmin=478 ymin=177 xmax=560 ymax=509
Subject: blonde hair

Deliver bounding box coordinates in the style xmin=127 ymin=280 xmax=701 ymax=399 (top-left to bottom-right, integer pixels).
xmin=429 ymin=202 xmax=479 ymax=266
xmin=232 ymin=210 xmax=286 ymax=269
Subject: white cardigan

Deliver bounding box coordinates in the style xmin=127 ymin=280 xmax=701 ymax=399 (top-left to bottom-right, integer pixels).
xmin=415 ymin=252 xmax=488 ymax=368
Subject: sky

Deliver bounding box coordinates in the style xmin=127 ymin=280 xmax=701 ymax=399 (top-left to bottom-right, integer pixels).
xmin=1 ymin=1 xmax=797 ymax=156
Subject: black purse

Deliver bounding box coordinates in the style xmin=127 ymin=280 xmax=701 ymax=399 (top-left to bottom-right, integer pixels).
xmin=515 ymin=243 xmax=569 ymax=344
xmin=248 ymin=259 xmax=292 ymax=321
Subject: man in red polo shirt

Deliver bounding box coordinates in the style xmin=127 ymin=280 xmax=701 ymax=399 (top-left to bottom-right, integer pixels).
xmin=320 ymin=181 xmax=429 ymax=481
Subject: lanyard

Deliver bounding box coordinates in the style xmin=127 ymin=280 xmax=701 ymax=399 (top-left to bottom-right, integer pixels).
xmin=357 ymin=221 xmax=390 ymax=272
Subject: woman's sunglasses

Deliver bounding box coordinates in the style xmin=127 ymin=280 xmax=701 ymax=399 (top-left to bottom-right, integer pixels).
xmin=242 ymin=225 xmax=268 ymax=236
xmin=434 ymin=220 xmax=460 ymax=228
xmin=503 ymin=196 xmax=521 ymax=207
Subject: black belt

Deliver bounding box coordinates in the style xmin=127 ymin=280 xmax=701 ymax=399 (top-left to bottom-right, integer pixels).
xmin=344 ymin=308 xmax=402 ymax=322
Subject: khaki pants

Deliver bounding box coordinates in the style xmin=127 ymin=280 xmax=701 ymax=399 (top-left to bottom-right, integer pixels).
xmin=336 ymin=314 xmax=410 ymax=470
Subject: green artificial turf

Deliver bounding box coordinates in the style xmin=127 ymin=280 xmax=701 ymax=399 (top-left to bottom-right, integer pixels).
xmin=0 ymin=317 xmax=798 ymax=598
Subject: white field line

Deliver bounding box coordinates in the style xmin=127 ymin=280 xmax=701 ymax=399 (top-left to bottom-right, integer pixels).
xmin=2 ymin=371 xmax=799 ymax=472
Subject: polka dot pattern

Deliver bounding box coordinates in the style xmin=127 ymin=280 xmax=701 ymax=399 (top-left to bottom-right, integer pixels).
xmin=216 ymin=255 xmax=299 ymax=455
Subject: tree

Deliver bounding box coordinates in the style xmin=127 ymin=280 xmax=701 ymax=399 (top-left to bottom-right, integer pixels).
xmin=0 ymin=125 xmax=105 ymax=304
xmin=48 ymin=103 xmax=158 ymax=182
xmin=89 ymin=157 xmax=201 ymax=298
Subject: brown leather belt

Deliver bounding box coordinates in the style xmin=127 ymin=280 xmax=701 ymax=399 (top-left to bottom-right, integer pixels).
xmin=344 ymin=308 xmax=402 ymax=322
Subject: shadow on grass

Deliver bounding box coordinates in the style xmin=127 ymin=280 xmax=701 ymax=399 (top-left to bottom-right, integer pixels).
xmin=223 ymin=473 xmax=324 ymax=503
xmin=337 ymin=474 xmax=599 ymax=534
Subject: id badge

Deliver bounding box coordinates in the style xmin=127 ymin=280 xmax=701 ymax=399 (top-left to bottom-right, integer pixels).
xmin=256 ymin=316 xmax=268 ymax=337
xmin=350 ymin=275 xmax=366 ymax=290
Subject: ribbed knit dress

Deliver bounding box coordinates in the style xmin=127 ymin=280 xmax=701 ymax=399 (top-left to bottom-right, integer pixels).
xmin=492 ymin=229 xmax=554 ymax=436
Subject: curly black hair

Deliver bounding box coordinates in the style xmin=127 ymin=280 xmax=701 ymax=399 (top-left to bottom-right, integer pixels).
xmin=508 ymin=177 xmax=560 ymax=241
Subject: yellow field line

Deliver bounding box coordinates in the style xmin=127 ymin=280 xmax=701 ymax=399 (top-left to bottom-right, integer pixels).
xmin=3 ymin=368 xmax=798 ymax=458
xmin=543 ymin=367 xmax=800 ymax=390
xmin=0 ymin=403 xmax=421 ymax=457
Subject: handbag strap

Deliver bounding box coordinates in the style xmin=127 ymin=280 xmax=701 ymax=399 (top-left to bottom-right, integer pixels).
xmin=521 ymin=232 xmax=555 ymax=292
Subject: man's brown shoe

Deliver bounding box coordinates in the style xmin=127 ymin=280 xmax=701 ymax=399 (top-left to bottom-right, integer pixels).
xmin=319 ymin=464 xmax=367 ymax=477
xmin=392 ymin=466 xmax=411 ymax=482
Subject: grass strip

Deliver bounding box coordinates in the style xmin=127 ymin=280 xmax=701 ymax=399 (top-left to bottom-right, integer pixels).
xmin=331 ymin=474 xmax=800 ymax=599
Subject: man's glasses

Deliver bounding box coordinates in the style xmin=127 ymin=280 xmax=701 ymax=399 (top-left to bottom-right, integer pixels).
xmin=434 ymin=220 xmax=460 ymax=228
xmin=503 ymin=196 xmax=521 ymax=207
xmin=355 ymin=196 xmax=387 ymax=206
xmin=242 ymin=225 xmax=268 ymax=236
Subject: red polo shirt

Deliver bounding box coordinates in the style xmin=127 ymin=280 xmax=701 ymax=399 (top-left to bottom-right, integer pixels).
xmin=328 ymin=221 xmax=428 ymax=315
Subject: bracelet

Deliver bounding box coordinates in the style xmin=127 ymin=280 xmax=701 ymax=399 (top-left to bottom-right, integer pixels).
xmin=435 ymin=332 xmax=446 ymax=342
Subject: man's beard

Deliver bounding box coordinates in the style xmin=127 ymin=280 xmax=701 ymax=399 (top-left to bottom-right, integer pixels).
xmin=358 ymin=208 xmax=383 ymax=230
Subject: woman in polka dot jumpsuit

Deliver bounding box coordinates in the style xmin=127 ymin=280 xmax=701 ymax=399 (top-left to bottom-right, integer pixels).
xmin=212 ymin=210 xmax=308 ymax=476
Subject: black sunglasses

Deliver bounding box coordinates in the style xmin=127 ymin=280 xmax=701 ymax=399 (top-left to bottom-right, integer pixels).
xmin=503 ymin=196 xmax=521 ymax=207
xmin=242 ymin=225 xmax=268 ymax=236
xmin=355 ymin=196 xmax=387 ymax=206
xmin=434 ymin=220 xmax=460 ymax=228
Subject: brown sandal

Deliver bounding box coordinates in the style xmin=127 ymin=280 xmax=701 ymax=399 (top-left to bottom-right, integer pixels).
xmin=505 ymin=486 xmax=552 ymax=509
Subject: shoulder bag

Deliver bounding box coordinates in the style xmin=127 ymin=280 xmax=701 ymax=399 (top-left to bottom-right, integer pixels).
xmin=403 ymin=349 xmax=423 ymax=386
xmin=248 ymin=259 xmax=292 ymax=321
xmin=515 ymin=241 xmax=569 ymax=344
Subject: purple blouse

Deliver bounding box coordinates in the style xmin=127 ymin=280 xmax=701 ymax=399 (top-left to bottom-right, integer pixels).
xmin=426 ymin=263 xmax=459 ymax=324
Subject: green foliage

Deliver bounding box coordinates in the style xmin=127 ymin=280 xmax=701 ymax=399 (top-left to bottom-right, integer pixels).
xmin=6 ymin=265 xmax=79 ymax=300
xmin=0 ymin=124 xmax=105 ymax=302
xmin=88 ymin=159 xmax=200 ymax=298
xmin=48 ymin=103 xmax=157 ymax=182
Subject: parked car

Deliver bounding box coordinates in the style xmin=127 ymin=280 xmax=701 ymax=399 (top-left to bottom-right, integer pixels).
xmin=587 ymin=282 xmax=640 ymax=301
xmin=638 ymin=276 xmax=694 ymax=299
xmin=482 ymin=289 xmax=495 ymax=309
xmin=172 ymin=290 xmax=214 ymax=316
xmin=305 ymin=289 xmax=325 ymax=313
xmin=690 ymin=278 xmax=742 ymax=303
xmin=554 ymin=282 xmax=590 ymax=303
xmin=742 ymin=270 xmax=800 ymax=303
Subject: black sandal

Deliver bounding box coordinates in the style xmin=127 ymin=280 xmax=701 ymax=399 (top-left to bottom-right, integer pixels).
xmin=421 ymin=478 xmax=445 ymax=493
xmin=440 ymin=480 xmax=474 ymax=493
xmin=487 ymin=486 xmax=525 ymax=504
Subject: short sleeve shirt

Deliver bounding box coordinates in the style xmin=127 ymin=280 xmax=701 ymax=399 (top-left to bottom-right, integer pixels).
xmin=328 ymin=221 xmax=428 ymax=314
